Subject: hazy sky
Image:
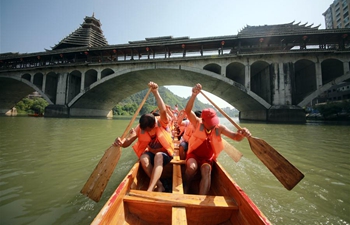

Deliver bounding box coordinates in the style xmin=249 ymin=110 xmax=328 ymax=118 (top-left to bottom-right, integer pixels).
xmin=0 ymin=0 xmax=333 ymax=108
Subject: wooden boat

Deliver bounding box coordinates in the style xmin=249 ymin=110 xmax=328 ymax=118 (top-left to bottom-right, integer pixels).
xmin=91 ymin=139 xmax=271 ymax=225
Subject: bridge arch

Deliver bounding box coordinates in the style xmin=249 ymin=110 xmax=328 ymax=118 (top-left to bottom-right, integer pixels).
xmin=203 ymin=63 xmax=221 ymax=75
xmin=67 ymin=70 xmax=82 ymax=103
xmin=321 ymin=58 xmax=344 ymax=84
xmin=85 ymin=69 xmax=98 ymax=90
xmin=293 ymin=59 xmax=316 ymax=104
xmin=101 ymin=68 xmax=115 ymax=79
xmin=22 ymin=73 xmax=31 ymax=81
xmin=45 ymin=71 xmax=59 ymax=103
xmin=226 ymin=62 xmax=245 ymax=86
xmin=67 ymin=66 xmax=269 ymax=117
xmin=298 ymin=71 xmax=350 ymax=107
xmin=0 ymin=75 xmax=53 ymax=113
xmin=251 ymin=60 xmax=271 ymax=104
xmin=33 ymin=72 xmax=44 ymax=89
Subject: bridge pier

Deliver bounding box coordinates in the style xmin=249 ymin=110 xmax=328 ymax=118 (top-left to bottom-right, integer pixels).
xmin=240 ymin=106 xmax=305 ymax=123
xmin=239 ymin=110 xmax=267 ymax=121
xmin=69 ymin=108 xmax=111 ymax=117
xmin=45 ymin=105 xmax=69 ymax=118
xmin=267 ymin=106 xmax=306 ymax=123
xmin=44 ymin=105 xmax=111 ymax=117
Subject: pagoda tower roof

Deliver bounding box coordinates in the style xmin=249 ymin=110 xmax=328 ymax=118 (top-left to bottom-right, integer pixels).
xmin=51 ymin=14 xmax=108 ymax=50
xmin=237 ymin=21 xmax=321 ymax=37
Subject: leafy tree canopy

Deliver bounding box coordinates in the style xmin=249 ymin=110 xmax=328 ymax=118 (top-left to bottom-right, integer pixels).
xmin=315 ymin=100 xmax=350 ymax=119
xmin=15 ymin=97 xmax=49 ymax=114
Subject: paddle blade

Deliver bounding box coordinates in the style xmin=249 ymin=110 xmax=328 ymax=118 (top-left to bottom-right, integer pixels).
xmin=223 ymin=139 xmax=243 ymax=162
xmin=248 ymin=137 xmax=304 ymax=190
xmin=80 ymin=145 xmax=121 ymax=202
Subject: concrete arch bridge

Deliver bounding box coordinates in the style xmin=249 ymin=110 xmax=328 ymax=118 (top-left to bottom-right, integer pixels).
xmin=1 ymin=52 xmax=349 ymax=123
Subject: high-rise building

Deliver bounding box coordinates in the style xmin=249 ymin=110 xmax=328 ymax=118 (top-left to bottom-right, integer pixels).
xmin=323 ymin=0 xmax=350 ymax=29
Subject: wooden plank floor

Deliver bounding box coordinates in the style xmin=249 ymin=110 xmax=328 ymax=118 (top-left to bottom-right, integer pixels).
xmin=171 ymin=148 xmax=187 ymax=224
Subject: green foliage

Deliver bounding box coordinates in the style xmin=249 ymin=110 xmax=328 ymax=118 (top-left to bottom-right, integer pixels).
xmin=15 ymin=97 xmax=49 ymax=114
xmin=31 ymin=98 xmax=49 ymax=114
xmin=139 ymin=103 xmax=155 ymax=115
xmin=315 ymin=100 xmax=350 ymax=119
xmin=340 ymin=100 xmax=350 ymax=113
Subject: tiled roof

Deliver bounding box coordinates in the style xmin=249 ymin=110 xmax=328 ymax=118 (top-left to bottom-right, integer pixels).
xmin=52 ymin=15 xmax=108 ymax=50
xmin=237 ymin=21 xmax=321 ymax=37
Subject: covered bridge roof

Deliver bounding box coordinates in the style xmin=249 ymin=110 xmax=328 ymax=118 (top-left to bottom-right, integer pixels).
xmin=237 ymin=21 xmax=321 ymax=37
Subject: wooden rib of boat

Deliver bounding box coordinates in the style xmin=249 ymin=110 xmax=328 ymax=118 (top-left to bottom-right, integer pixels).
xmin=91 ymin=142 xmax=271 ymax=225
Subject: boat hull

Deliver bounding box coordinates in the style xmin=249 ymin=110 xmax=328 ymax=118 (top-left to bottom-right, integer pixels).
xmin=91 ymin=159 xmax=271 ymax=225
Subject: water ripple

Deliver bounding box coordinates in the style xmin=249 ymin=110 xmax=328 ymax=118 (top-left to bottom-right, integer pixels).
xmin=0 ymin=117 xmax=349 ymax=225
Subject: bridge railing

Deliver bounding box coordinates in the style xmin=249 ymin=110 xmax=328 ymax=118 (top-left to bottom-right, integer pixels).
xmin=0 ymin=43 xmax=348 ymax=71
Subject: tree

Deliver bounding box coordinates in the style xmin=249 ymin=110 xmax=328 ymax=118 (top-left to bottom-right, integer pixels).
xmin=340 ymin=100 xmax=350 ymax=113
xmin=315 ymin=101 xmax=349 ymax=119
xmin=31 ymin=98 xmax=49 ymax=114
xmin=15 ymin=97 xmax=48 ymax=114
xmin=112 ymin=105 xmax=123 ymax=115
xmin=140 ymin=103 xmax=156 ymax=115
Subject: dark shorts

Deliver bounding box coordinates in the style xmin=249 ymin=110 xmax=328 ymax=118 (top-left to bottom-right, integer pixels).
xmin=143 ymin=151 xmax=172 ymax=166
xmin=180 ymin=141 xmax=188 ymax=152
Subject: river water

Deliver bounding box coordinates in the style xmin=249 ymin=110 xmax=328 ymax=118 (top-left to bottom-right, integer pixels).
xmin=0 ymin=116 xmax=349 ymax=225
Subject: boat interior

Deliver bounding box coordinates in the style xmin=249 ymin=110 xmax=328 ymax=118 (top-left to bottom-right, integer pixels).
xmin=92 ymin=139 xmax=269 ymax=225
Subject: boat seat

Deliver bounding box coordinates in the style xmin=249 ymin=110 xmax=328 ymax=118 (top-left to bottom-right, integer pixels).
xmin=171 ymin=154 xmax=187 ymax=224
xmin=171 ymin=155 xmax=185 ymax=194
xmin=172 ymin=206 xmax=187 ymax=224
xmin=125 ymin=190 xmax=239 ymax=209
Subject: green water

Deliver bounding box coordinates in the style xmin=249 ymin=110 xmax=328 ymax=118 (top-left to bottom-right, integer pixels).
xmin=0 ymin=116 xmax=349 ymax=225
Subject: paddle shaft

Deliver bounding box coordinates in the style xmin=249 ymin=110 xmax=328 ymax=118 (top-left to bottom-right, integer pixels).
xmin=120 ymin=88 xmax=152 ymax=139
xmin=81 ymin=88 xmax=152 ymax=202
xmin=199 ymin=91 xmax=242 ymax=130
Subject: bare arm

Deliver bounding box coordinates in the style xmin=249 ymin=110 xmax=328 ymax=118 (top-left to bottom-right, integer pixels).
xmin=220 ymin=124 xmax=251 ymax=141
xmin=114 ymin=126 xmax=138 ymax=147
xmin=177 ymin=109 xmax=186 ymax=124
xmin=185 ymin=84 xmax=202 ymax=128
xmin=166 ymin=105 xmax=174 ymax=118
xmin=148 ymin=82 xmax=168 ymax=124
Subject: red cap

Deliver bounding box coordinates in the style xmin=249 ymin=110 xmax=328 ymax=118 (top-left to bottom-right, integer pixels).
xmin=201 ymin=108 xmax=219 ymax=127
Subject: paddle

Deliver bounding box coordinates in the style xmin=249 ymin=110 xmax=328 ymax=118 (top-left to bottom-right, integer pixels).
xmin=200 ymin=90 xmax=304 ymax=190
xmin=81 ymin=88 xmax=152 ymax=202
xmin=222 ymin=138 xmax=243 ymax=162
